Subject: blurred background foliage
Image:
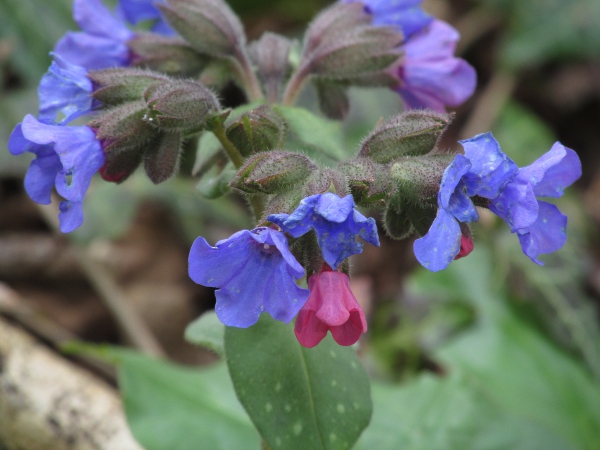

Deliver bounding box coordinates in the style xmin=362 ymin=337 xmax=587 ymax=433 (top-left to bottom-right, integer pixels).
xmin=1 ymin=0 xmax=600 ymax=449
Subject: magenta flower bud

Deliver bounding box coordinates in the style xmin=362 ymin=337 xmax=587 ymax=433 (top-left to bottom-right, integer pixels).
xmin=295 ymin=269 xmax=367 ymax=348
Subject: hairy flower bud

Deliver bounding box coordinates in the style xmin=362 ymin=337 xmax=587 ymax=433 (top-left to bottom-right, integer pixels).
xmin=314 ymin=79 xmax=349 ymax=120
xmin=339 ymin=158 xmax=392 ymax=205
xmin=231 ymin=151 xmax=316 ymax=194
xmin=390 ymin=155 xmax=453 ymax=204
xmin=298 ymin=3 xmax=403 ymax=84
xmin=144 ymin=132 xmax=183 ymax=184
xmin=159 ymin=0 xmax=246 ymax=59
xmin=248 ymin=32 xmax=292 ymax=103
xmin=143 ymin=79 xmax=220 ymax=132
xmin=91 ymin=100 xmax=157 ymax=151
xmin=226 ymin=105 xmax=286 ymax=156
xmin=359 ymin=111 xmax=451 ymax=163
xmin=383 ymin=204 xmax=414 ymax=240
xmin=128 ymin=33 xmax=209 ymax=76
xmin=89 ymin=68 xmax=168 ymax=106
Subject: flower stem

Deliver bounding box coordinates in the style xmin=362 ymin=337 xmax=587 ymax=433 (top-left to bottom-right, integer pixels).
xmin=211 ymin=120 xmax=265 ymax=221
xmin=211 ymin=120 xmax=244 ymax=169
xmin=233 ymin=46 xmax=264 ymax=102
xmin=281 ymin=64 xmax=310 ymax=106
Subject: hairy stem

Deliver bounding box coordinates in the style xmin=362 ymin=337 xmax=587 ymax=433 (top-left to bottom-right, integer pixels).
xmin=233 ymin=46 xmax=264 ymax=102
xmin=211 ymin=121 xmax=265 ymax=221
xmin=281 ymin=64 xmax=310 ymax=106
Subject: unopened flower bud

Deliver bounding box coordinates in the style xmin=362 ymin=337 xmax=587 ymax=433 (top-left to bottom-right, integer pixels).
xmin=231 ymin=151 xmax=316 ymax=194
xmin=143 ymin=79 xmax=220 ymax=132
xmin=248 ymin=33 xmax=292 ymax=103
xmin=383 ymin=204 xmax=413 ymax=240
xmin=302 ymin=168 xmax=349 ymax=198
xmin=299 ymin=4 xmax=403 ymax=84
xmin=88 ymin=68 xmax=168 ymax=106
xmin=90 ymin=100 xmax=157 ymax=151
xmin=390 ymin=155 xmax=453 ymax=203
xmin=226 ymin=105 xmax=286 ymax=156
xmin=159 ymin=0 xmax=246 ymax=59
xmin=360 ymin=111 xmax=451 ymax=163
xmin=338 ymin=158 xmax=392 ymax=205
xmin=128 ymin=33 xmax=209 ymax=77
xmin=314 ymin=80 xmax=349 ymax=120
xmin=144 ymin=132 xmax=183 ymax=184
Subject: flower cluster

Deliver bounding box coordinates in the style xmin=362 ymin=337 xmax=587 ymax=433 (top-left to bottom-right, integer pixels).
xmin=415 ymin=132 xmax=581 ymax=271
xmin=189 ymin=193 xmax=379 ymax=347
xmin=343 ymin=0 xmax=476 ymax=112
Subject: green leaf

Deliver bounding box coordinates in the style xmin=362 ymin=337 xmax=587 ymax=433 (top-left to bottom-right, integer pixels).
xmin=64 ymin=344 xmax=260 ymax=450
xmin=196 ymin=163 xmax=236 ymax=199
xmin=410 ymin=249 xmax=600 ymax=450
xmin=185 ymin=311 xmax=225 ymax=357
xmin=356 ymin=374 xmax=571 ymax=450
xmin=225 ymin=314 xmax=372 ymax=450
xmin=489 ymin=0 xmax=600 ymax=69
xmin=275 ymin=105 xmax=347 ymax=163
xmin=193 ymin=131 xmax=223 ymax=176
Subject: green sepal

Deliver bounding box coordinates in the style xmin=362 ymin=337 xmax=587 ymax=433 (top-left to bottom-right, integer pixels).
xmin=383 ymin=203 xmax=414 ymax=240
xmin=128 ymin=33 xmax=210 ymax=77
xmin=143 ymin=79 xmax=220 ymax=132
xmin=158 ymin=0 xmax=246 ymax=59
xmin=225 ymin=105 xmax=286 ymax=156
xmin=144 ymin=132 xmax=183 ymax=184
xmin=359 ymin=111 xmax=451 ymax=163
xmin=231 ymin=151 xmax=315 ymax=194
xmin=89 ymin=68 xmax=168 ymax=106
xmin=90 ymin=100 xmax=158 ymax=151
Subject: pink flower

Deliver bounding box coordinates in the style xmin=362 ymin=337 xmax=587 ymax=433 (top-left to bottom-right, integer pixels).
xmin=294 ymin=269 xmax=367 ymax=348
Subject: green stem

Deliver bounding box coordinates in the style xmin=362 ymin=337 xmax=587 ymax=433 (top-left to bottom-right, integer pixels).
xmin=233 ymin=46 xmax=264 ymax=102
xmin=211 ymin=120 xmax=265 ymax=221
xmin=281 ymin=64 xmax=310 ymax=106
xmin=211 ymin=120 xmax=244 ymax=169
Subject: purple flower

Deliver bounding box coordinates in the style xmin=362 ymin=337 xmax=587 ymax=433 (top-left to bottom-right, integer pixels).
xmin=464 ymin=133 xmax=581 ymax=264
xmin=188 ymin=228 xmax=310 ymax=328
xmin=118 ymin=0 xmax=174 ymax=35
xmin=413 ymin=154 xmax=479 ymax=271
xmin=38 ymin=54 xmax=94 ymax=124
xmin=395 ymin=20 xmax=476 ymax=112
xmin=268 ymin=193 xmax=380 ymax=269
xmin=8 ymin=115 xmax=104 ymax=232
xmin=341 ymin=0 xmax=432 ymax=39
xmin=55 ymin=0 xmax=134 ymax=70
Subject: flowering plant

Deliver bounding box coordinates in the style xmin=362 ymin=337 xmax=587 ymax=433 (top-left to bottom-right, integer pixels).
xmin=6 ymin=0 xmax=583 ymax=448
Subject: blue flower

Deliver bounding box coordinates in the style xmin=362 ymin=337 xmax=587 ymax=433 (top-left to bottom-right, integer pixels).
xmin=268 ymin=193 xmax=380 ymax=269
xmin=341 ymin=0 xmax=432 ymax=39
xmin=395 ymin=20 xmax=476 ymax=112
xmin=38 ymin=54 xmax=94 ymax=124
xmin=8 ymin=115 xmax=105 ymax=232
xmin=465 ymin=134 xmax=581 ymax=264
xmin=54 ymin=0 xmax=135 ymax=70
xmin=118 ymin=0 xmax=174 ymax=35
xmin=188 ymin=228 xmax=309 ymax=328
xmin=413 ymin=154 xmax=479 ymax=271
